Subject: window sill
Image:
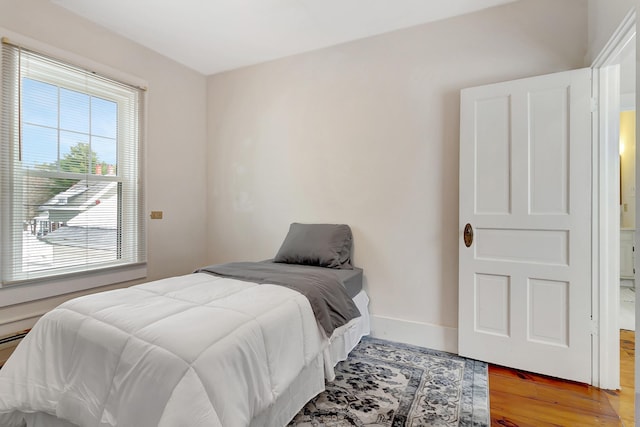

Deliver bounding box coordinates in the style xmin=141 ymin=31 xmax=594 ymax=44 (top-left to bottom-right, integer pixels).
xmin=0 ymin=263 xmax=147 ymax=307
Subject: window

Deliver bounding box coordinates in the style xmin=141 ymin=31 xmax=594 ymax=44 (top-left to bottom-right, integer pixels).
xmin=1 ymin=40 xmax=145 ymax=287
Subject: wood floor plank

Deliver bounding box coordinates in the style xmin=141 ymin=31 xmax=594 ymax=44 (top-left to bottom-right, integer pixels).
xmin=534 ymin=386 xmax=619 ymax=419
xmin=489 ymin=365 xmax=607 ymax=400
xmin=489 ymin=372 xmax=614 ymax=418
xmin=491 ymin=413 xmax=562 ymax=427
xmin=0 ymin=344 xmax=18 ymax=369
xmin=607 ymin=329 xmax=635 ymax=427
xmin=490 ymin=389 xmax=622 ymax=426
xmin=489 ymin=331 xmax=634 ymax=426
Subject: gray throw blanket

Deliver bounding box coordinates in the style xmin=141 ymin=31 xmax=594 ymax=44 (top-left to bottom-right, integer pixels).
xmin=195 ymin=262 xmax=361 ymax=335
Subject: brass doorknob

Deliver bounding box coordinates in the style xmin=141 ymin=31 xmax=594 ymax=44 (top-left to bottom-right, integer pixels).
xmin=463 ymin=223 xmax=473 ymax=247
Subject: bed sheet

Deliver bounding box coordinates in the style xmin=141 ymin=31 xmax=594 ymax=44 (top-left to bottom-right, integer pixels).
xmin=261 ymin=260 xmax=364 ymax=298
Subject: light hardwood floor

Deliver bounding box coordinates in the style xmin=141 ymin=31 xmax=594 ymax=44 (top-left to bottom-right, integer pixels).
xmin=490 ymin=330 xmax=635 ymax=426
xmin=0 ymin=330 xmax=28 ymax=369
xmin=0 ymin=343 xmax=18 ymax=368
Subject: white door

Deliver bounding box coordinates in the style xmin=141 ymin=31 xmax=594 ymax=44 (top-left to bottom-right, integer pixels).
xmin=458 ymin=68 xmax=592 ymax=384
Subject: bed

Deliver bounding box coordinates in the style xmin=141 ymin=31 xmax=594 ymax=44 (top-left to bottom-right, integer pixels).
xmin=0 ymin=223 xmax=370 ymax=427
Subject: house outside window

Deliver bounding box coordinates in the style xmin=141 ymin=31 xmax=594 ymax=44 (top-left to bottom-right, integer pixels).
xmin=0 ymin=40 xmax=146 ymax=287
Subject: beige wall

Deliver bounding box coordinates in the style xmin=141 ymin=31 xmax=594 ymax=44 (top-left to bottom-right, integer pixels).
xmin=587 ymin=0 xmax=635 ymax=63
xmin=206 ymin=0 xmax=589 ymax=350
xmin=0 ymin=0 xmax=593 ymax=348
xmin=0 ymin=0 xmax=208 ymax=336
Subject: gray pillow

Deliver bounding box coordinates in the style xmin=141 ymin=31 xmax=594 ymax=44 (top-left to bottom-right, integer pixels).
xmin=274 ymin=223 xmax=353 ymax=269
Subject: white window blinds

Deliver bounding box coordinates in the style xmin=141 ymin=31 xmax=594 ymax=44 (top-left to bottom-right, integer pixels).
xmin=1 ymin=40 xmax=146 ymax=286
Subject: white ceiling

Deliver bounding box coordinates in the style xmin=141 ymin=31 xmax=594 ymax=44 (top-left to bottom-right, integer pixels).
xmin=52 ymin=0 xmax=517 ymax=75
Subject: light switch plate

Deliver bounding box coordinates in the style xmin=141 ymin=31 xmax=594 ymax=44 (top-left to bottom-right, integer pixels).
xmin=150 ymin=211 xmax=163 ymax=219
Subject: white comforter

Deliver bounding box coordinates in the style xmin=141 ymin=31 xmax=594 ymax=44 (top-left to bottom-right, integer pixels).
xmin=0 ymin=273 xmax=328 ymax=427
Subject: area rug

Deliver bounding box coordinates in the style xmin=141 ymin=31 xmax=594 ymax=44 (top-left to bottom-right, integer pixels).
xmin=289 ymin=336 xmax=489 ymax=426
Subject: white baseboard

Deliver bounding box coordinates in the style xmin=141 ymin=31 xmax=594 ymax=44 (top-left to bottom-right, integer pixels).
xmin=0 ymin=314 xmax=42 ymax=338
xmin=369 ymin=315 xmax=458 ymax=354
xmin=1 ymin=311 xmax=460 ymax=355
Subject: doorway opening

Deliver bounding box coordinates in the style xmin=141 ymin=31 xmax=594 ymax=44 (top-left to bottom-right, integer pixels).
xmin=591 ymin=8 xmax=635 ymax=391
xmin=618 ymin=38 xmax=636 ymax=333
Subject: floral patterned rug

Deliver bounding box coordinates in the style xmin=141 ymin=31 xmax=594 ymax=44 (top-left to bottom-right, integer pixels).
xmin=290 ymin=336 xmax=489 ymax=426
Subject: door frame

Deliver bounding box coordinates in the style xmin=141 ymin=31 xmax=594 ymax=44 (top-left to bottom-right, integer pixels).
xmin=591 ymin=8 xmax=635 ymax=389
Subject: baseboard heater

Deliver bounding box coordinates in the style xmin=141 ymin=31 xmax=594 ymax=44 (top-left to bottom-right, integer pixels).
xmin=0 ymin=329 xmax=30 ymax=346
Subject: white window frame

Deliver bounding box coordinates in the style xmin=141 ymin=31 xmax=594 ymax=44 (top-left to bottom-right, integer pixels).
xmin=0 ymin=29 xmax=147 ymax=307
